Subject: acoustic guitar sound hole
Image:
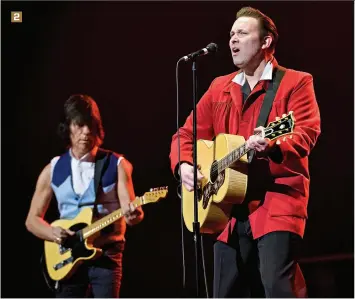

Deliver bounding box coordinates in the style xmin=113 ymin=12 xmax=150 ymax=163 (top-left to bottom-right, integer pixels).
xmin=202 ymin=169 xmax=226 ymax=209
xmin=210 ymin=160 xmax=218 ymax=183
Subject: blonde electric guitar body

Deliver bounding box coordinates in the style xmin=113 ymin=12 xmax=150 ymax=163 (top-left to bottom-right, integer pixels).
xmin=182 ymin=112 xmax=295 ymax=234
xmin=44 ymin=187 xmax=168 ymax=282
xmin=44 ymin=208 xmax=99 ymax=282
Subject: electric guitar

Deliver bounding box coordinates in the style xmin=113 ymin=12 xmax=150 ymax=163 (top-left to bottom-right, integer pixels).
xmin=44 ymin=187 xmax=168 ymax=281
xmin=182 ymin=112 xmax=295 ymax=234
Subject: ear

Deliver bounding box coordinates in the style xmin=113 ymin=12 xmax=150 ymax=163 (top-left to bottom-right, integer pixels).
xmin=261 ymin=35 xmax=273 ymax=51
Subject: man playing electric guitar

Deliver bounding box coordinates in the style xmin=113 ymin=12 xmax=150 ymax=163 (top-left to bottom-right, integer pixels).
xmin=25 ymin=94 xmax=144 ymax=298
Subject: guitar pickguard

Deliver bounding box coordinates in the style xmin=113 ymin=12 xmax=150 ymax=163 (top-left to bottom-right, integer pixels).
xmin=202 ymin=171 xmax=225 ymax=209
xmin=53 ymin=223 xmax=94 ymax=272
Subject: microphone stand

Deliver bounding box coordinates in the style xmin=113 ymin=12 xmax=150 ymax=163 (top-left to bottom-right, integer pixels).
xmin=178 ymin=44 xmax=217 ymax=298
xmin=191 ymin=58 xmax=202 ymax=298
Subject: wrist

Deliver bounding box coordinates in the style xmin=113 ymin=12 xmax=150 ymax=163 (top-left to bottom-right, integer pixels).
xmin=174 ymin=161 xmax=192 ymax=180
xmin=267 ymin=140 xmax=283 ymax=164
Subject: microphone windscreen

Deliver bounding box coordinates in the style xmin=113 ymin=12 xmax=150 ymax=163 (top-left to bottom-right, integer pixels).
xmin=206 ymin=43 xmax=218 ymax=53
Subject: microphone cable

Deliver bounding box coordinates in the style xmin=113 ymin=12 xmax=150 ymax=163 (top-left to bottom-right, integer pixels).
xmin=175 ymin=57 xmax=210 ymax=298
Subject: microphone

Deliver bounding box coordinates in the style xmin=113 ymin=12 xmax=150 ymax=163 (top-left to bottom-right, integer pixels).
xmin=181 ymin=42 xmax=218 ymax=61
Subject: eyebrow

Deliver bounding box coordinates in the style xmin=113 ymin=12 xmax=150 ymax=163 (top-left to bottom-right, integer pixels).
xmin=232 ymin=28 xmax=246 ymax=32
xmin=230 ymin=29 xmax=247 ymax=35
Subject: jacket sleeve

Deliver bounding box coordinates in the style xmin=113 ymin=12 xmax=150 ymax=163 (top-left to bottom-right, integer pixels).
xmin=169 ymin=79 xmax=216 ymax=179
xmin=269 ymin=72 xmax=321 ymax=164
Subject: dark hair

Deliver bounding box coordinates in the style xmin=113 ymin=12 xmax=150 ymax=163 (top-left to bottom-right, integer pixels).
xmin=236 ymin=7 xmax=279 ymax=55
xmin=57 ymin=94 xmax=105 ymax=147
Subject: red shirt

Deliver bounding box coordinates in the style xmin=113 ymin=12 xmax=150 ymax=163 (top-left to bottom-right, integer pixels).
xmin=169 ymin=58 xmax=321 ymax=242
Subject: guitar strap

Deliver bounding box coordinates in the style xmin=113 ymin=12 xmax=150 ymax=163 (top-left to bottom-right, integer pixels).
xmin=248 ymin=65 xmax=286 ymax=163
xmin=93 ymin=148 xmax=112 ymax=217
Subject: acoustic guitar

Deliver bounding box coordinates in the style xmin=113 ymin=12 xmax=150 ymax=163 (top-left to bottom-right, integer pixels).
xmin=182 ymin=112 xmax=295 ymax=234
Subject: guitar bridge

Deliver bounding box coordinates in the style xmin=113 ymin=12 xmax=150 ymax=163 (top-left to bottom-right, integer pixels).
xmin=59 ymin=245 xmax=71 ymax=255
xmin=53 ymin=256 xmax=74 ymax=271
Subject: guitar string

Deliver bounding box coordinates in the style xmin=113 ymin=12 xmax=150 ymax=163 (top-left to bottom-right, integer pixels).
xmin=209 ymin=130 xmax=263 ymax=176
xmin=209 ymin=122 xmax=288 ymax=176
xmin=83 ymin=196 xmax=145 ymax=237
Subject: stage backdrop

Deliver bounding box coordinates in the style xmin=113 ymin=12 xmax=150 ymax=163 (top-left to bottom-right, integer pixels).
xmin=1 ymin=1 xmax=354 ymax=297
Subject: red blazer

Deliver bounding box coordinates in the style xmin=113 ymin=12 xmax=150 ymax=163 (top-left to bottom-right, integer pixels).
xmin=169 ymin=58 xmax=321 ymax=242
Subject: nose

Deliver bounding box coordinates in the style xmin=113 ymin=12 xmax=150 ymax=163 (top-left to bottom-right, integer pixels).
xmin=81 ymin=125 xmax=91 ymax=134
xmin=230 ymin=36 xmax=239 ymax=45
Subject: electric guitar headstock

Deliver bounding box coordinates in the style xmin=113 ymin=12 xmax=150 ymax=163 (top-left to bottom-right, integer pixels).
xmin=143 ymin=186 xmax=168 ymax=203
xmin=264 ymin=111 xmax=295 ymax=141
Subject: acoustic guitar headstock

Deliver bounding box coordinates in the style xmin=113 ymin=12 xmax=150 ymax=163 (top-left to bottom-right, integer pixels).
xmin=264 ymin=111 xmax=295 ymax=141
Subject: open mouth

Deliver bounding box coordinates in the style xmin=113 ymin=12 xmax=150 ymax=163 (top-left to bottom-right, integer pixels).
xmin=232 ymin=48 xmax=240 ymax=54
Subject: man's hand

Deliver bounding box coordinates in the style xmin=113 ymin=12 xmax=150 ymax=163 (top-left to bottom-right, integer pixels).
xmin=52 ymin=226 xmax=75 ymax=244
xmin=246 ymin=126 xmax=272 ymax=154
xmin=123 ymin=203 xmax=143 ymax=225
xmin=180 ymin=163 xmax=204 ymax=192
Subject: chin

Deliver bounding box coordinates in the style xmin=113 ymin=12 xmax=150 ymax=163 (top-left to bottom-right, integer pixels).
xmin=79 ymin=144 xmax=91 ymax=152
xmin=232 ymin=57 xmax=244 ymax=68
xmin=234 ymin=61 xmax=245 ymax=69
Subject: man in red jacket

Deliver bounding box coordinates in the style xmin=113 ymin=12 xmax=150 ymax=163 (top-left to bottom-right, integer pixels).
xmin=169 ymin=6 xmax=321 ymax=298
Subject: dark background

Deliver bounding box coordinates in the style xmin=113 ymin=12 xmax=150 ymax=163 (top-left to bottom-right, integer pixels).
xmin=1 ymin=1 xmax=354 ymax=297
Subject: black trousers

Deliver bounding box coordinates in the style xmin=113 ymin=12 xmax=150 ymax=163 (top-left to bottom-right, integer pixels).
xmin=55 ymin=242 xmax=124 ymax=298
xmin=213 ymin=219 xmax=307 ymax=298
